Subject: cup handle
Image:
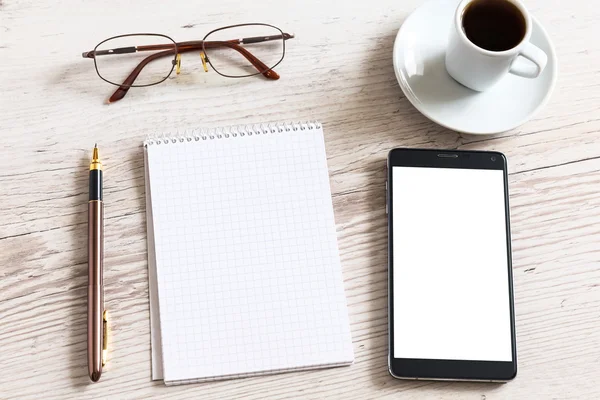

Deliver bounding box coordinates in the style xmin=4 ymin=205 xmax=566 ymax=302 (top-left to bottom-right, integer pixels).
xmin=509 ymin=42 xmax=548 ymax=79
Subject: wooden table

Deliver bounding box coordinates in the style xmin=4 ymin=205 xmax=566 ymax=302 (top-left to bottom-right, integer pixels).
xmin=1 ymin=0 xmax=599 ymax=398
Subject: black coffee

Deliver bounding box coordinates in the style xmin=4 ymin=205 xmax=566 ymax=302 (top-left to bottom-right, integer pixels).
xmin=462 ymin=0 xmax=526 ymax=52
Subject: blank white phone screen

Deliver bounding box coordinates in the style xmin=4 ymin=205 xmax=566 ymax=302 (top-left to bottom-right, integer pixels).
xmin=392 ymin=167 xmax=512 ymax=362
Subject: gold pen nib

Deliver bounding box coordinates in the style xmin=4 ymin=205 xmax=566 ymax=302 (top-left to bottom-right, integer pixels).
xmin=90 ymin=145 xmax=102 ymax=171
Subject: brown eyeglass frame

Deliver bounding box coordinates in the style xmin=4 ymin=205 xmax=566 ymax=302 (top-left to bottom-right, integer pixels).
xmin=82 ymin=23 xmax=294 ymax=103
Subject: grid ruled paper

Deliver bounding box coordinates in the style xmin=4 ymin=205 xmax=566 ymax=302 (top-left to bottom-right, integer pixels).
xmin=144 ymin=124 xmax=354 ymax=385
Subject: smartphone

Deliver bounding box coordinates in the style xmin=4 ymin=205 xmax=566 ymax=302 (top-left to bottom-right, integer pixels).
xmin=387 ymin=148 xmax=517 ymax=382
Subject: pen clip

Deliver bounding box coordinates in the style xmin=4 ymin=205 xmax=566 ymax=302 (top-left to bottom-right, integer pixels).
xmin=102 ymin=310 xmax=108 ymax=367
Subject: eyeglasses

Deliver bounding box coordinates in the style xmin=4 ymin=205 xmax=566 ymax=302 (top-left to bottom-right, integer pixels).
xmin=82 ymin=23 xmax=294 ymax=103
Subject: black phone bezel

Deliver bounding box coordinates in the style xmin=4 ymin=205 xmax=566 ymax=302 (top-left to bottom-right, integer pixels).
xmin=387 ymin=148 xmax=517 ymax=382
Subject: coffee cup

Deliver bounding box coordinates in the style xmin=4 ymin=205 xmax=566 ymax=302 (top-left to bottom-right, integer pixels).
xmin=445 ymin=0 xmax=548 ymax=92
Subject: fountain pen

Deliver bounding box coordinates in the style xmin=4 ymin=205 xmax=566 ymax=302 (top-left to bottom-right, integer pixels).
xmin=88 ymin=144 xmax=107 ymax=382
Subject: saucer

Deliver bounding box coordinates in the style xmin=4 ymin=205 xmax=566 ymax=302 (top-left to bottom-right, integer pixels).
xmin=392 ymin=0 xmax=557 ymax=135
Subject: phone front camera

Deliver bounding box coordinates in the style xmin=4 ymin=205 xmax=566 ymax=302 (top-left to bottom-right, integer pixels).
xmin=491 ymin=156 xmax=497 ymax=162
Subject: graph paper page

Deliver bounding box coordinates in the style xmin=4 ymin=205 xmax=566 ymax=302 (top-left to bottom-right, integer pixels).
xmin=145 ymin=125 xmax=354 ymax=383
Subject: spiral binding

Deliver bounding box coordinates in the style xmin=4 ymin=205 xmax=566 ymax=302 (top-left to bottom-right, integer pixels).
xmin=144 ymin=121 xmax=322 ymax=147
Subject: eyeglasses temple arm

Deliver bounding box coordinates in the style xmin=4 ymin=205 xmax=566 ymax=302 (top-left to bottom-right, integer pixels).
xmin=82 ymin=33 xmax=294 ymax=58
xmin=83 ymin=45 xmax=170 ymax=58
xmin=82 ymin=47 xmax=137 ymax=58
xmin=239 ymin=32 xmax=294 ymax=44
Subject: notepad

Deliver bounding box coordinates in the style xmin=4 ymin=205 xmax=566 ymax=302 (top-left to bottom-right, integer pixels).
xmin=144 ymin=122 xmax=354 ymax=385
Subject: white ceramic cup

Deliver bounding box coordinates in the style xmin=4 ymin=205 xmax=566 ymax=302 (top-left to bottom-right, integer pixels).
xmin=445 ymin=0 xmax=548 ymax=92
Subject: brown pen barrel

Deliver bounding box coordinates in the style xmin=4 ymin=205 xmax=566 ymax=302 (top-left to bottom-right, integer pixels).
xmin=87 ymin=199 xmax=104 ymax=382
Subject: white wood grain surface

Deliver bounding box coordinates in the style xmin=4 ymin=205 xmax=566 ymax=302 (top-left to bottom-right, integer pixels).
xmin=1 ymin=0 xmax=599 ymax=398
